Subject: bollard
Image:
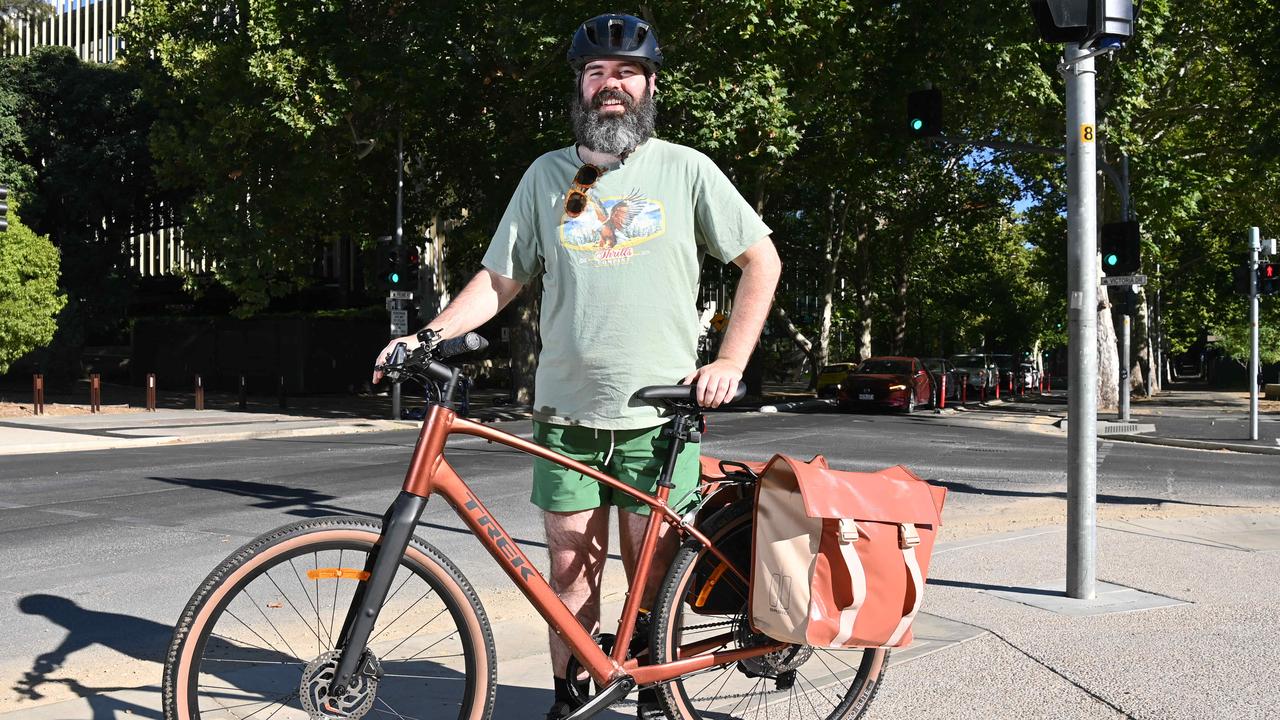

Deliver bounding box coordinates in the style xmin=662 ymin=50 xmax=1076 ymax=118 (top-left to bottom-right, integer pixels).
xmin=90 ymin=373 xmax=101 ymax=413
xmin=146 ymin=373 xmax=157 ymax=411
xmin=278 ymin=375 xmax=288 ymax=410
xmin=195 ymin=374 xmax=204 ymax=411
xmin=980 ymin=381 xmax=987 ymax=402
xmin=994 ymin=376 xmax=1000 ymax=400
xmin=33 ymin=374 xmax=45 ymax=415
xmin=238 ymin=375 xmax=247 ymax=410
xmin=939 ymin=375 xmax=947 ymax=409
xmin=1047 ymin=373 xmax=1052 ymax=392
xmin=960 ymin=374 xmax=968 ymax=405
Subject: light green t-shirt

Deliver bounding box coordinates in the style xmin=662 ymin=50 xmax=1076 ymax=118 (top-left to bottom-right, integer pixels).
xmin=482 ymin=138 xmax=772 ymax=430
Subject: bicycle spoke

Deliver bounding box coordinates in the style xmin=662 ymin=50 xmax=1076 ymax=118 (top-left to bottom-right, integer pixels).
xmin=286 ymin=555 xmax=327 ymax=653
xmin=262 ymin=568 xmax=325 ymax=647
xmin=240 ymin=586 xmax=303 ymax=660
xmin=221 ymin=610 xmax=288 ymax=659
xmin=374 ymin=695 xmax=417 ymax=720
xmin=329 ymin=548 xmax=343 ymax=646
xmin=368 ymin=588 xmax=440 ymax=646
xmin=385 ymin=621 xmax=458 ymax=663
xmin=377 ymin=605 xmax=448 ymax=658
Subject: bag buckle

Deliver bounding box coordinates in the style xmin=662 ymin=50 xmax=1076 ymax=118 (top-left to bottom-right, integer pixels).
xmin=838 ymin=518 xmax=860 ymax=543
xmin=898 ymin=523 xmax=920 ymax=549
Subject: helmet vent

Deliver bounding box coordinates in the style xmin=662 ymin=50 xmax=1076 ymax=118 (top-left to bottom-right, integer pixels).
xmin=584 ymin=23 xmax=597 ymax=44
xmin=608 ymin=18 xmax=624 ymax=47
xmin=634 ymin=26 xmax=648 ymax=46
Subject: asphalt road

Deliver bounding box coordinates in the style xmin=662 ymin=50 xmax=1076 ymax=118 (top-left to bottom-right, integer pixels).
xmin=1 ymin=409 xmax=1277 ymax=712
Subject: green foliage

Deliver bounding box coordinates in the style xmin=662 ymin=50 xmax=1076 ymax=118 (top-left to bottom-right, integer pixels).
xmin=0 ymin=201 xmax=66 ymax=372
xmin=0 ymin=47 xmax=166 ymax=342
xmin=111 ymin=0 xmax=1279 ymax=382
xmin=1213 ymin=310 xmax=1280 ymax=366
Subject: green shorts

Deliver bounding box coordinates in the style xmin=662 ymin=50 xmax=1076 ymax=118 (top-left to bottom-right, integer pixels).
xmin=530 ymin=421 xmax=702 ymax=516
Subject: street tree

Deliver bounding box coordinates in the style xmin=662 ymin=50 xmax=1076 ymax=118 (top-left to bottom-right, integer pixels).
xmin=0 ymin=200 xmax=65 ymax=373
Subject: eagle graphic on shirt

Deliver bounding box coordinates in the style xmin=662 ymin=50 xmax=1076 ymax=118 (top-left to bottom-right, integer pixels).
xmin=559 ymin=189 xmax=666 ymax=263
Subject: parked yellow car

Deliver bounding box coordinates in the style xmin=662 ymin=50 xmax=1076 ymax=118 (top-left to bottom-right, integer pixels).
xmin=816 ymin=362 xmax=859 ymax=397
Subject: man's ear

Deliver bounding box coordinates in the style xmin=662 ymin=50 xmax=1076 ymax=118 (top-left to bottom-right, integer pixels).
xmin=647 ymin=73 xmax=658 ymax=98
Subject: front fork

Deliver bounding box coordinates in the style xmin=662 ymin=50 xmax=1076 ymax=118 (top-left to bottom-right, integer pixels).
xmin=328 ymin=490 xmax=428 ymax=693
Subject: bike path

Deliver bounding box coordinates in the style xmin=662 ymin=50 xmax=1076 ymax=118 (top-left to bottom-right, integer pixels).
xmin=7 ymin=510 xmax=1278 ymax=719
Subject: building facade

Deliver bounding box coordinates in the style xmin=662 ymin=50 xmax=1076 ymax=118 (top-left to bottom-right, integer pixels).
xmin=4 ymin=0 xmax=131 ymax=64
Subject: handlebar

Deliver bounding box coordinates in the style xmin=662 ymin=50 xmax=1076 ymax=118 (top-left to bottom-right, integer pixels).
xmin=376 ymin=332 xmax=489 ymax=408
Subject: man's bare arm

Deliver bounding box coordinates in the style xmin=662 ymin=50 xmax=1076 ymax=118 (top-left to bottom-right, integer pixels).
xmin=682 ymin=236 xmax=781 ymax=406
xmin=372 ymin=269 xmax=524 ymax=382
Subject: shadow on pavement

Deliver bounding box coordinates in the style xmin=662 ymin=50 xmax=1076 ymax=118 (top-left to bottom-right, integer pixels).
xmin=13 ymin=594 xmax=166 ymax=719
xmin=144 ymin=476 xmax=563 ymax=553
xmin=927 ymin=578 xmax=1062 ymax=596
xmin=932 ymin=479 xmax=1241 ymax=509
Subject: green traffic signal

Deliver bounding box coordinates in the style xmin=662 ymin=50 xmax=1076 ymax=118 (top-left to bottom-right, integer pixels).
xmin=1104 ymin=253 xmax=1119 ymax=267
xmin=389 ymin=272 xmax=400 ymax=284
xmin=910 ymin=118 xmax=924 ymax=132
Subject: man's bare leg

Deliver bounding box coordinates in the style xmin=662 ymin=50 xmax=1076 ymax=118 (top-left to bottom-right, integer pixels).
xmin=618 ymin=509 xmax=679 ymax=610
xmin=544 ymin=507 xmax=611 ymax=678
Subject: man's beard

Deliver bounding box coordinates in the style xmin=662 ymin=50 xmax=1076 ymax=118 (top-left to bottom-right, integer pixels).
xmin=570 ymin=86 xmax=657 ymax=157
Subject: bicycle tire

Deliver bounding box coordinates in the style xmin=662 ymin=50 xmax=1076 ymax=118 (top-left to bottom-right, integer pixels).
xmin=651 ymin=501 xmax=888 ymax=720
xmin=163 ymin=516 xmax=497 ymax=720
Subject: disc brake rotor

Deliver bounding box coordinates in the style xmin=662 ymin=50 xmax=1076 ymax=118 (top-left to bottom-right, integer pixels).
xmin=733 ymin=621 xmax=814 ymax=677
xmin=299 ymin=650 xmax=379 ymax=719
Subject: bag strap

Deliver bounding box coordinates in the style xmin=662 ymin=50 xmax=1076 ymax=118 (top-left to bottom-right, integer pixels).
xmin=884 ymin=523 xmax=925 ymax=646
xmin=828 ymin=519 xmax=867 ymax=647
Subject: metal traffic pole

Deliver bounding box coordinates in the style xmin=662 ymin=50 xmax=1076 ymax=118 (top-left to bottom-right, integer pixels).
xmin=1064 ymin=43 xmax=1099 ymax=600
xmin=1248 ymin=226 xmax=1260 ymax=441
xmin=1120 ymin=311 xmax=1130 ymax=421
xmin=391 ymin=128 xmax=405 ymax=421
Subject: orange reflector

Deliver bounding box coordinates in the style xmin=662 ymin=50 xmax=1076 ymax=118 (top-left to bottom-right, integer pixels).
xmin=693 ymin=562 xmax=730 ymax=608
xmin=307 ymin=568 xmax=371 ymax=581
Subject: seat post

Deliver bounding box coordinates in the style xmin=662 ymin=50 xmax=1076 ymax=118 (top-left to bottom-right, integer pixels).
xmin=657 ymin=409 xmax=700 ymax=488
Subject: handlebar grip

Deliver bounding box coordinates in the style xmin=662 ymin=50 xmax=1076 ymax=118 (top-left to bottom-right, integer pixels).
xmin=436 ymin=333 xmax=489 ymax=359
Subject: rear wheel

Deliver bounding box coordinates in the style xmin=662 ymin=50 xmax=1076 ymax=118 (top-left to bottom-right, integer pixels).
xmin=163 ymin=517 xmax=497 ymax=720
xmin=651 ymin=501 xmax=888 ymax=720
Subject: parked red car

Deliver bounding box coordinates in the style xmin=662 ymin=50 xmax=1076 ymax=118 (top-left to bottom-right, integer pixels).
xmin=837 ymin=356 xmax=934 ymax=413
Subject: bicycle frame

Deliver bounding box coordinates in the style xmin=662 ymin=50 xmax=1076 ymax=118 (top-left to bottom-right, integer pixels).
xmin=328 ymin=402 xmax=785 ymax=700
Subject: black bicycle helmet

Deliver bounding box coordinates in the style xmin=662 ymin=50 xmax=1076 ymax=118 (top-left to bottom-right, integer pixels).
xmin=567 ymin=13 xmax=663 ymax=73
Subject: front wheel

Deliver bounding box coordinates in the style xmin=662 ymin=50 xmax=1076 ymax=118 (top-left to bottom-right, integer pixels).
xmin=163 ymin=516 xmax=497 ymax=720
xmin=650 ymin=501 xmax=888 ymax=720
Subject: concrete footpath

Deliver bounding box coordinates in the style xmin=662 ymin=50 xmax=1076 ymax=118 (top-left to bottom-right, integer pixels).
xmin=6 ymin=512 xmax=1278 ymax=719
xmin=1 ymin=385 xmax=1278 ymax=717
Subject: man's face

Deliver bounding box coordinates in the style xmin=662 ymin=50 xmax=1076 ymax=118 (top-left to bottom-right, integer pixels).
xmin=571 ymin=58 xmax=658 ymax=157
xmin=580 ymin=59 xmax=654 ymax=114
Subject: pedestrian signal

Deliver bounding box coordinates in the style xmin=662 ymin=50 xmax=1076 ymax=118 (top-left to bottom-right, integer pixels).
xmin=1259 ymin=262 xmax=1280 ymax=295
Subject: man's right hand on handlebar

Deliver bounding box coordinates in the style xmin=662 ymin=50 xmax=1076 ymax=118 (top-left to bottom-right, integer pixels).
xmin=372 ymin=330 xmax=437 ymax=384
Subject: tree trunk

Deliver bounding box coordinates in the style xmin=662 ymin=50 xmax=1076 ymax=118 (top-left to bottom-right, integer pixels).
xmin=855 ymin=226 xmax=873 ymax=361
xmin=891 ymin=251 xmax=909 ymax=355
xmin=816 ymin=191 xmax=849 ymax=376
xmin=1097 ymin=284 xmax=1120 ymax=410
xmin=770 ymin=305 xmax=817 ymax=387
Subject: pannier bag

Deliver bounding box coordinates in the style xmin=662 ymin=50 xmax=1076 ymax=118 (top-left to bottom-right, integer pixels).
xmin=750 ymin=454 xmax=946 ymax=648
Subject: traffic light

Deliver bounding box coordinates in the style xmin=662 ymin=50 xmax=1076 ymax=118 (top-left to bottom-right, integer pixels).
xmin=1259 ymin=262 xmax=1280 ymax=295
xmin=1100 ymin=220 xmax=1140 ymax=275
xmin=375 ymin=236 xmax=401 ymax=290
xmin=0 ymin=185 xmax=8 ymax=233
xmin=906 ymin=89 xmax=942 ymax=138
xmin=402 ymin=245 xmax=421 ymax=290
xmin=1029 ymin=0 xmax=1134 ymax=46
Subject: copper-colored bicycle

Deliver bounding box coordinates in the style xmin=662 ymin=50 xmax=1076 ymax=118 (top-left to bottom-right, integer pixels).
xmin=162 ymin=333 xmax=889 ymax=720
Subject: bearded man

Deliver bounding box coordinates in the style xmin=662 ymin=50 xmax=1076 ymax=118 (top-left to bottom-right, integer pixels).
xmin=372 ymin=13 xmax=780 ymax=719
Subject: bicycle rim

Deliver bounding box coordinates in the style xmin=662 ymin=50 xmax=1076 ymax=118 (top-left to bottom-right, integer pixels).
xmin=654 ymin=505 xmax=887 ymax=720
xmin=168 ymin=522 xmax=493 ymax=720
